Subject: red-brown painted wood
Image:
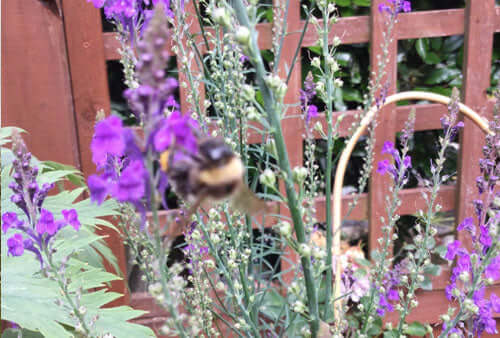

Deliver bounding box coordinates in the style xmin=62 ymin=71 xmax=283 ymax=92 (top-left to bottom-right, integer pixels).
xmin=368 ymin=0 xmax=398 ymax=254
xmin=2 ymin=0 xmax=80 ymax=166
xmin=456 ymin=0 xmax=495 ymax=252
xmin=60 ymin=0 xmax=129 ymax=305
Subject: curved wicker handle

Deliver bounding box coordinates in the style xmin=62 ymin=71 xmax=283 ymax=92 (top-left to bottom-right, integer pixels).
xmin=332 ymin=91 xmax=492 ymax=315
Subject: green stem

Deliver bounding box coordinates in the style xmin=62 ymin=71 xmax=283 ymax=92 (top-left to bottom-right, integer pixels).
xmin=232 ymin=0 xmax=320 ymax=334
xmin=322 ymin=4 xmax=336 ymax=321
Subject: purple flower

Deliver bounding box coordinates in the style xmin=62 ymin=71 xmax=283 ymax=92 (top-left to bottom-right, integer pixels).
xmin=445 ymin=240 xmax=462 ymax=260
xmin=112 ymin=160 xmax=146 ymax=202
xmin=377 ymin=159 xmax=390 ymax=175
xmin=306 ymin=105 xmax=319 ymax=125
xmin=445 ymin=282 xmax=456 ymax=300
xmin=479 ymin=225 xmax=492 ymax=249
xmin=457 ymin=217 xmax=475 ymax=234
xmin=7 ymin=233 xmax=25 ymax=257
xmin=2 ymin=212 xmax=23 ymax=233
xmin=88 ymin=174 xmax=110 ymax=205
xmin=402 ymin=155 xmax=412 ymax=168
xmin=490 ymin=293 xmax=500 ymax=313
xmin=62 ymin=209 xmax=81 ymax=231
xmin=401 ymin=1 xmax=411 ymax=12
xmin=382 ymin=141 xmax=396 ymax=155
xmin=485 ymin=256 xmax=500 ymax=280
xmin=387 ymin=288 xmax=399 ymax=301
xmin=91 ymin=116 xmax=126 ymax=167
xmin=154 ymin=111 xmax=198 ymax=154
xmin=36 ymin=209 xmax=57 ymax=235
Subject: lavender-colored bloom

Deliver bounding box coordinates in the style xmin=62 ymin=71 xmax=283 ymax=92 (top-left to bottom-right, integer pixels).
xmin=62 ymin=209 xmax=81 ymax=231
xmin=91 ymin=115 xmax=126 ymax=167
xmin=88 ymin=174 xmax=110 ymax=205
xmin=402 ymin=155 xmax=411 ymax=168
xmin=7 ymin=234 xmax=25 ymax=257
xmin=457 ymin=217 xmax=475 ymax=234
xmin=36 ymin=209 xmax=57 ymax=235
xmin=387 ymin=288 xmax=399 ymax=301
xmin=2 ymin=212 xmax=22 ymax=233
xmin=378 ymin=0 xmax=411 ymax=16
xmin=382 ymin=141 xmax=396 ymax=155
xmin=485 ymin=256 xmax=500 ymax=280
xmin=112 ymin=160 xmax=146 ymax=202
xmin=445 ymin=240 xmax=463 ymax=261
xmin=479 ymin=225 xmax=492 ymax=249
xmin=154 ymin=111 xmax=198 ymax=154
xmin=490 ymin=293 xmax=500 ymax=313
xmin=306 ymin=105 xmax=318 ymax=125
xmin=377 ymin=159 xmax=390 ymax=175
xmin=445 ymin=282 xmax=456 ymax=300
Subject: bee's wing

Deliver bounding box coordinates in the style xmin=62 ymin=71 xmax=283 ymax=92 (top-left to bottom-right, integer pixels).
xmin=230 ymin=183 xmax=268 ymax=216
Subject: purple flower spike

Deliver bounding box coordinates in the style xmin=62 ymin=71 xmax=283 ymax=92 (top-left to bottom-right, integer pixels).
xmin=62 ymin=209 xmax=81 ymax=231
xmin=36 ymin=209 xmax=57 ymax=236
xmin=91 ymin=116 xmax=126 ymax=167
xmin=7 ymin=234 xmax=25 ymax=257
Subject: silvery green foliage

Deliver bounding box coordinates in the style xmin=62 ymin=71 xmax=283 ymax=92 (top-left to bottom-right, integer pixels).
xmin=1 ymin=127 xmax=154 ymax=337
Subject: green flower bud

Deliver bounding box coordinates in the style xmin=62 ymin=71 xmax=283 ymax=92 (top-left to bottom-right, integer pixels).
xmin=235 ymin=26 xmax=251 ymax=46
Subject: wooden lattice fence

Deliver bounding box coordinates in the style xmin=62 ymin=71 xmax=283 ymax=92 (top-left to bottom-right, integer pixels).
xmin=3 ymin=0 xmax=500 ymax=334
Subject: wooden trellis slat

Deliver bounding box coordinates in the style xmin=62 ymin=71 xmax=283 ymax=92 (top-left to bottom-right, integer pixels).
xmin=60 ymin=0 xmax=130 ymax=306
xmin=367 ymin=0 xmax=398 ymax=253
xmin=457 ymin=0 xmax=496 ymax=252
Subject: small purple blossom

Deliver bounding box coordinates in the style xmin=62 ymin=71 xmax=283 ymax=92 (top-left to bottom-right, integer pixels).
xmin=485 ymin=256 xmax=500 ymax=281
xmin=36 ymin=209 xmax=57 ymax=236
xmin=112 ymin=160 xmax=147 ymax=202
xmin=91 ymin=116 xmax=126 ymax=167
xmin=62 ymin=209 xmax=81 ymax=231
xmin=2 ymin=212 xmax=23 ymax=233
xmin=7 ymin=234 xmax=25 ymax=257
xmin=88 ymin=174 xmax=110 ymax=205
xmin=377 ymin=159 xmax=390 ymax=175
xmin=445 ymin=240 xmax=463 ymax=261
xmin=378 ymin=0 xmax=411 ymax=16
xmin=457 ymin=217 xmax=475 ymax=233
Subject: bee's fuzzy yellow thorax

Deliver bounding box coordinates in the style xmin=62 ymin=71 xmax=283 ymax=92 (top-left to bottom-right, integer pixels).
xmin=160 ymin=151 xmax=170 ymax=171
xmin=198 ymin=156 xmax=244 ymax=185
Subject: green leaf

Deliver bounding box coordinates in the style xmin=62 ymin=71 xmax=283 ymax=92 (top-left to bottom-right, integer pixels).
xmin=404 ymin=321 xmax=427 ymax=336
xmin=431 ymin=37 xmax=443 ymax=51
xmin=334 ymin=0 xmax=351 ymax=6
xmin=415 ymin=39 xmax=429 ymax=61
xmin=353 ymin=0 xmax=370 ymax=6
xmin=383 ymin=330 xmax=398 ymax=338
xmin=423 ymin=263 xmax=441 ymax=276
xmin=2 ymin=329 xmax=44 ymax=338
xmin=342 ymin=87 xmax=363 ymax=103
xmin=423 ymin=68 xmax=461 ymax=85
xmin=336 ymin=52 xmax=353 ymax=66
xmin=307 ymin=45 xmax=322 ymax=55
xmin=442 ymin=36 xmax=463 ymax=53
xmin=423 ymin=52 xmax=441 ymax=65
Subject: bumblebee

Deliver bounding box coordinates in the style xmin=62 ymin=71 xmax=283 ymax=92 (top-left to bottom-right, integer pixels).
xmin=160 ymin=137 xmax=267 ymax=219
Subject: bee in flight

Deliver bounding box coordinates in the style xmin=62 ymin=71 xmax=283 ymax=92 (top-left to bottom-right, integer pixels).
xmin=160 ymin=137 xmax=268 ymax=220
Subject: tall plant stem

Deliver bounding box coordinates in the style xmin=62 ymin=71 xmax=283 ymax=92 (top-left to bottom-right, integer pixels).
xmin=232 ymin=0 xmax=320 ymax=334
xmin=322 ymin=6 xmax=335 ymax=321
